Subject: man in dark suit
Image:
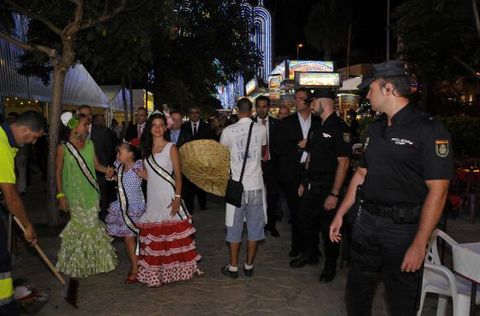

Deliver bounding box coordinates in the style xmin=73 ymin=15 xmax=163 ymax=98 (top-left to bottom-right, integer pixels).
xmin=253 ymin=96 xmax=280 ymax=237
xmin=181 ymin=106 xmax=214 ymax=212
xmin=273 ymin=88 xmax=320 ymax=258
xmin=166 ymin=110 xmax=191 ymax=147
xmin=78 ymin=106 xmax=116 ymax=221
xmin=125 ymin=107 xmax=148 ymax=141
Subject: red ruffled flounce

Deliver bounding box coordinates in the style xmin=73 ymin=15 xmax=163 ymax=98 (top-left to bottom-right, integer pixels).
xmin=137 ymin=220 xmax=202 ymax=287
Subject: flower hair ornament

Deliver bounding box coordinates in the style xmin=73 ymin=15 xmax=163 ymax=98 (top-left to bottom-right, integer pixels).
xmin=148 ymin=110 xmax=173 ymax=129
xmin=60 ymin=111 xmax=80 ymax=129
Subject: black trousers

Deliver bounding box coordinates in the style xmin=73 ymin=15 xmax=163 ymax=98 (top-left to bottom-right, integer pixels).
xmin=298 ymin=182 xmax=339 ymax=266
xmin=97 ymin=173 xmax=108 ymax=222
xmin=183 ymin=176 xmax=206 ymax=213
xmin=280 ymin=179 xmax=301 ymax=252
xmin=346 ymin=208 xmax=420 ymax=316
xmin=262 ymin=160 xmax=278 ymax=228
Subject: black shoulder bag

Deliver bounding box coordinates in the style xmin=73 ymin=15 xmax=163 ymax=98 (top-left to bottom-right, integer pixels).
xmin=225 ymin=122 xmax=254 ymax=207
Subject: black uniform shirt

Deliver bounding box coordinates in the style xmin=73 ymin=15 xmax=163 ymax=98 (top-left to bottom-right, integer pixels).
xmin=359 ymin=104 xmax=453 ymax=205
xmin=306 ymin=113 xmax=352 ymax=181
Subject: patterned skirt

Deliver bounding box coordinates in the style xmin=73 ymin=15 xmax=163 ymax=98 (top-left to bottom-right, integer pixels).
xmin=106 ymin=202 xmax=145 ymax=237
xmin=56 ymin=206 xmax=118 ymax=279
xmin=136 ymin=219 xmax=202 ymax=287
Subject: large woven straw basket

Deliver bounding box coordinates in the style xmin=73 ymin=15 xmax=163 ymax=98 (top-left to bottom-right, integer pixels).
xmin=179 ymin=140 xmax=230 ymax=197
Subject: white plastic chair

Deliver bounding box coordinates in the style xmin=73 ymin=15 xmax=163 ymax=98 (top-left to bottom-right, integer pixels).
xmin=417 ymin=229 xmax=480 ymax=316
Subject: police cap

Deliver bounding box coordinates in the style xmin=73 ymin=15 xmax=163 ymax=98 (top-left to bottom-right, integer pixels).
xmin=358 ymin=60 xmax=409 ymax=89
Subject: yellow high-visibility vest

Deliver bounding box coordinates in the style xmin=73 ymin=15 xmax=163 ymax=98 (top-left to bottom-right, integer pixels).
xmin=0 ymin=272 xmax=13 ymax=305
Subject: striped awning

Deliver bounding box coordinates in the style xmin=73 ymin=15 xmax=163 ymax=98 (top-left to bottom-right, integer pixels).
xmin=0 ymin=37 xmax=109 ymax=108
xmin=100 ymin=85 xmax=131 ymax=112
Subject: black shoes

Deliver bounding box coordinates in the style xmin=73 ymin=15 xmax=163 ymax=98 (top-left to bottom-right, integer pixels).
xmin=221 ymin=265 xmax=238 ymax=279
xmin=265 ymin=225 xmax=280 ymax=237
xmin=319 ymin=268 xmax=336 ymax=283
xmin=243 ymin=267 xmax=254 ymax=277
xmin=288 ymin=249 xmax=299 ymax=258
xmin=222 ymin=265 xmax=254 ymax=278
xmin=289 ymin=256 xmax=319 ymax=268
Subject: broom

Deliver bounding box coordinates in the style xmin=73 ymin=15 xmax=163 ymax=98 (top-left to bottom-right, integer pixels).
xmin=13 ymin=216 xmax=79 ymax=308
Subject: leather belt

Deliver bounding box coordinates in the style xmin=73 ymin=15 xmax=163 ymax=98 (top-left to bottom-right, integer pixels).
xmin=362 ymin=201 xmax=422 ymax=223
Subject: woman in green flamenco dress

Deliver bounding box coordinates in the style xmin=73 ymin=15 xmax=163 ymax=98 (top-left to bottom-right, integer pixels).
xmin=55 ymin=112 xmax=118 ymax=278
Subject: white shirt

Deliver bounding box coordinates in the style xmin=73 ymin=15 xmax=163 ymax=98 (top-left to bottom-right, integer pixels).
xmin=297 ymin=112 xmax=311 ymax=163
xmin=220 ymin=117 xmax=267 ymax=227
xmin=258 ymin=116 xmax=270 ymax=160
xmin=220 ymin=117 xmax=267 ymax=191
xmin=138 ymin=122 xmax=146 ymax=138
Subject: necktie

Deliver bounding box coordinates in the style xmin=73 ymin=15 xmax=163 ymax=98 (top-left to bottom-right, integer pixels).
xmin=193 ymin=123 xmax=198 ymax=137
xmin=137 ymin=124 xmax=142 ymax=139
xmin=262 ymin=119 xmax=269 ymax=161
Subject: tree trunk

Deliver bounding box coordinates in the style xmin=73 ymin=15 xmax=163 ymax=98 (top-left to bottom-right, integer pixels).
xmin=46 ymin=66 xmax=67 ymax=225
xmin=128 ymin=76 xmax=134 ymax=122
xmin=120 ymin=76 xmax=129 ymax=124
xmin=47 ymin=34 xmax=76 ymax=225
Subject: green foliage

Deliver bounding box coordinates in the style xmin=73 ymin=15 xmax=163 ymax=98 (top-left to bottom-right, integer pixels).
xmin=438 ymin=117 xmax=480 ymax=157
xmin=78 ymin=1 xmax=175 ymax=84
xmin=152 ymin=0 xmax=261 ymax=111
xmin=305 ymin=0 xmax=352 ymax=60
xmin=394 ymin=0 xmax=480 ymax=83
xmin=1 ymin=0 xmax=259 ymax=114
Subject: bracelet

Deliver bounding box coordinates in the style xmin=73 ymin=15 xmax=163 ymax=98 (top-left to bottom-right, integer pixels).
xmin=56 ymin=193 xmax=65 ymax=199
xmin=329 ymin=192 xmax=339 ymax=198
xmin=174 ymin=194 xmax=181 ymax=198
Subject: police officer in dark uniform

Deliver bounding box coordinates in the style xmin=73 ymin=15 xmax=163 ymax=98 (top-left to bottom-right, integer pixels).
xmin=329 ymin=60 xmax=453 ymax=316
xmin=290 ymin=89 xmax=351 ymax=284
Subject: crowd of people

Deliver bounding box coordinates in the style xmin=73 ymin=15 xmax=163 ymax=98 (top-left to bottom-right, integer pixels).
xmin=0 ymin=60 xmax=455 ymax=316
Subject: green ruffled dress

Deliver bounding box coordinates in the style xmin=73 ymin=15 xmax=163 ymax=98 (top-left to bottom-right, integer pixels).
xmin=56 ymin=140 xmax=118 ymax=278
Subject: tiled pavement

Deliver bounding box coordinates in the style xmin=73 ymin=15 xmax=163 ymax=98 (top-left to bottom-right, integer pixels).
xmin=10 ymin=178 xmax=480 ymax=316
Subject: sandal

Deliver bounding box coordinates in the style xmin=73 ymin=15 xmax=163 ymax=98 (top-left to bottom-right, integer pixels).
xmin=124 ymin=272 xmax=138 ymax=284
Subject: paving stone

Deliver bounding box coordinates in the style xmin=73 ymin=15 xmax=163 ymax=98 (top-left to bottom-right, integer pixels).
xmin=9 ymin=179 xmax=480 ymax=315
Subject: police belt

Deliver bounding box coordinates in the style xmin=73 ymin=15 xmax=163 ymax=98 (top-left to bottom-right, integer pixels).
xmin=362 ymin=201 xmax=422 ymax=223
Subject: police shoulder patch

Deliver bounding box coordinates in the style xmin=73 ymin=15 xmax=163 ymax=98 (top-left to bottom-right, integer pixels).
xmin=343 ymin=132 xmax=351 ymax=143
xmin=435 ymin=140 xmax=449 ymax=158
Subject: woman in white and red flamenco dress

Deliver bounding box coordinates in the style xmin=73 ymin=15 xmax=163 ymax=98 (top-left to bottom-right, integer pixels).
xmin=136 ymin=112 xmax=202 ymax=287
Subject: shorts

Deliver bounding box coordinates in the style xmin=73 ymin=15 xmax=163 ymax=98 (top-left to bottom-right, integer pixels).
xmin=226 ymin=189 xmax=265 ymax=242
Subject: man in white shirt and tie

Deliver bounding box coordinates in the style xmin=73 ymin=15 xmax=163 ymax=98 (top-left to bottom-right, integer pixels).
xmin=125 ymin=107 xmax=148 ymax=142
xmin=253 ymin=96 xmax=280 ymax=237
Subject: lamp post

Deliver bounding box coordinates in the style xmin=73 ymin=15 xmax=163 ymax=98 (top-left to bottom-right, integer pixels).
xmin=296 ymin=43 xmax=303 ymax=60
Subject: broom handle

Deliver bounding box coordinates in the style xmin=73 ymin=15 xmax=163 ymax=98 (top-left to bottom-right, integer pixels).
xmin=13 ymin=217 xmax=66 ymax=285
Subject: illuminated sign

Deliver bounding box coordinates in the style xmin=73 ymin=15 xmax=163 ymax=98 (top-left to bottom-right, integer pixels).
xmin=268 ymin=75 xmax=282 ymax=89
xmin=288 ymin=61 xmax=334 ymax=80
xmin=245 ymin=78 xmax=258 ymax=95
xmin=295 ymin=72 xmax=340 ymax=88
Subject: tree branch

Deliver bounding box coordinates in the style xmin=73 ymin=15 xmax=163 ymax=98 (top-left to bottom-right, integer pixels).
xmin=4 ymin=0 xmax=63 ymax=35
xmin=0 ymin=30 xmax=55 ymax=57
xmin=473 ymin=0 xmax=480 ymax=41
xmin=79 ymin=0 xmax=127 ymax=30
xmin=452 ymin=55 xmax=478 ymax=77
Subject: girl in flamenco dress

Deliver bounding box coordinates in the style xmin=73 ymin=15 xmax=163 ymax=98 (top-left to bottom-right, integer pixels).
xmin=55 ymin=112 xmax=117 ymax=278
xmin=136 ymin=111 xmax=202 ymax=287
xmin=105 ymin=142 xmax=145 ymax=283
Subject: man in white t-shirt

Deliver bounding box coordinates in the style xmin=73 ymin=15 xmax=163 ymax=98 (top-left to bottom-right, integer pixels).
xmin=220 ymin=98 xmax=267 ymax=278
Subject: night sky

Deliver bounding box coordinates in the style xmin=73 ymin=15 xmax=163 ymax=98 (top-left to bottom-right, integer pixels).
xmin=262 ymin=0 xmax=406 ymax=67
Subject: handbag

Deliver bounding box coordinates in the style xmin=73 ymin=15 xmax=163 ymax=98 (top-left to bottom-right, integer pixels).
xmin=225 ymin=122 xmax=254 ymax=207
